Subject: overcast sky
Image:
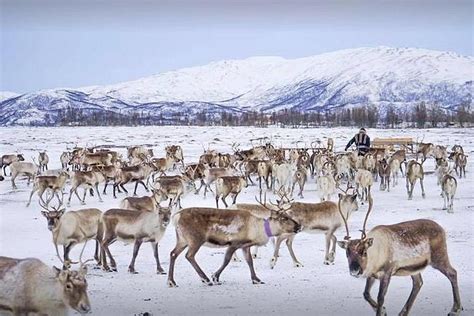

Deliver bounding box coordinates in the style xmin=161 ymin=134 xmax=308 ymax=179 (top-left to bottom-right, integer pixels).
xmin=1 ymin=0 xmax=472 ymax=93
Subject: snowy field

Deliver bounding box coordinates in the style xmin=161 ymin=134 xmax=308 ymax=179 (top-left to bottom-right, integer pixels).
xmin=0 ymin=126 xmax=473 ymax=316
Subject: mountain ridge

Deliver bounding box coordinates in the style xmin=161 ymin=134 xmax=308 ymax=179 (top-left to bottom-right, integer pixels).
xmin=1 ymin=46 xmax=472 ymax=126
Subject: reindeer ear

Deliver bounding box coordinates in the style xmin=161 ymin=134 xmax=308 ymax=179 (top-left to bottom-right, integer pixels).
xmin=58 ymin=209 xmax=65 ymax=217
xmin=41 ymin=211 xmax=49 ymax=218
xmin=351 ymin=194 xmax=358 ymax=202
xmin=338 ymin=193 xmax=343 ymax=199
xmin=337 ymin=240 xmax=348 ymax=249
xmin=58 ymin=269 xmax=70 ymax=283
xmin=365 ymin=238 xmax=374 ymax=248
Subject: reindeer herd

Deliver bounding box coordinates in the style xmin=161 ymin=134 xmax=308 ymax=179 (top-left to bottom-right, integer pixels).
xmin=0 ymin=138 xmax=468 ymax=316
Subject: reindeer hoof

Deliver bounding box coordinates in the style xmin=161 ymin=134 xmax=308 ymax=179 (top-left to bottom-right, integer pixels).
xmin=323 ymin=260 xmax=334 ymax=265
xmin=157 ymin=269 xmax=166 ymax=275
xmin=252 ymin=254 xmax=259 ymax=259
xmin=294 ymin=262 xmax=304 ymax=268
xmin=252 ymin=279 xmax=265 ymax=285
xmin=202 ymin=279 xmax=213 ymax=286
xmin=111 ymin=267 xmax=118 ymax=272
xmin=168 ymin=280 xmax=178 ymax=288
xmin=211 ymin=274 xmax=222 ymax=285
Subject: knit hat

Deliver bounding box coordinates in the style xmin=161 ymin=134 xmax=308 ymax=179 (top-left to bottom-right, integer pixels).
xmin=359 ymin=128 xmax=366 ymax=133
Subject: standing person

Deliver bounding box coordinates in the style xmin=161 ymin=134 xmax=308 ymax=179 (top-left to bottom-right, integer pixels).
xmin=345 ymin=128 xmax=371 ymax=156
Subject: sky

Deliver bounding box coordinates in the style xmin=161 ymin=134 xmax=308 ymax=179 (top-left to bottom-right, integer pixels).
xmin=1 ymin=0 xmax=473 ymax=93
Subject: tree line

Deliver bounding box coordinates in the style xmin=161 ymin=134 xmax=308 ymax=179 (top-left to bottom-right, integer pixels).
xmin=42 ymin=101 xmax=473 ymax=128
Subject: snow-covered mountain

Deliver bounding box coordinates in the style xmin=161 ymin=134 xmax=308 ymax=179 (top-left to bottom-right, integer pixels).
xmin=1 ymin=46 xmax=472 ymax=125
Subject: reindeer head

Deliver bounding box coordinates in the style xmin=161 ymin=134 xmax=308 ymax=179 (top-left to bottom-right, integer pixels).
xmin=268 ymin=210 xmax=301 ymax=235
xmin=54 ymin=265 xmax=91 ymax=314
xmin=158 ymin=206 xmax=171 ymax=227
xmin=40 ymin=200 xmax=65 ymax=231
xmin=337 ymin=193 xmax=374 ymax=278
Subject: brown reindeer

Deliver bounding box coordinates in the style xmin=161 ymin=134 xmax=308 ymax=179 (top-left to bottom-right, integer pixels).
xmin=0 ymin=153 xmax=25 ymax=176
xmin=406 ymin=160 xmax=425 ymax=199
xmin=38 ymin=151 xmax=49 ymax=172
xmin=39 ymin=200 xmax=103 ymax=268
xmin=337 ymin=194 xmax=462 ymax=316
xmin=100 ymin=207 xmax=171 ymax=274
xmin=26 ymin=171 xmax=69 ymax=207
xmin=215 ymin=176 xmax=248 ymax=208
xmin=167 ymin=206 xmax=301 ymax=287
xmin=270 ymin=190 xmax=358 ymax=268
xmin=0 ymin=257 xmax=91 ymax=315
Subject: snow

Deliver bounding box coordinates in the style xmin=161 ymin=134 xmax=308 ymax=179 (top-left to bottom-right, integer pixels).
xmin=0 ymin=91 xmax=19 ymax=102
xmin=80 ymin=46 xmax=473 ymax=107
xmin=0 ymin=126 xmax=473 ymax=315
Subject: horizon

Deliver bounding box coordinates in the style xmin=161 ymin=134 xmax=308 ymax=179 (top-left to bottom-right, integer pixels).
xmin=1 ymin=0 xmax=473 ymax=93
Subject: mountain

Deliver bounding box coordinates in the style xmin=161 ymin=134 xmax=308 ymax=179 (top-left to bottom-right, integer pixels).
xmin=1 ymin=46 xmax=472 ymax=126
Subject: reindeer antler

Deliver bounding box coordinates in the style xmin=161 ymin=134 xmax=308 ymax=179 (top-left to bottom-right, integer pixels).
xmin=337 ymin=194 xmax=351 ymax=240
xmin=360 ymin=192 xmax=374 ymax=240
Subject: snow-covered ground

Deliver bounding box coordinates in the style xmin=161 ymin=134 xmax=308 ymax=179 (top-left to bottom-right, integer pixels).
xmin=0 ymin=126 xmax=472 ymax=315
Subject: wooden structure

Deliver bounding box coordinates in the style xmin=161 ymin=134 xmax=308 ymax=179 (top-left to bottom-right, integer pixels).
xmin=372 ymin=137 xmax=414 ymax=153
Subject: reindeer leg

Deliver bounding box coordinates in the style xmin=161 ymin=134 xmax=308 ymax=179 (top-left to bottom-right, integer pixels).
xmin=270 ymin=235 xmax=286 ymax=269
xmin=133 ymin=181 xmax=139 ymax=196
xmin=420 ymin=178 xmax=426 ymax=199
xmin=399 ymin=274 xmax=423 ymax=316
xmin=81 ymin=188 xmax=87 ymax=204
xmin=152 ymin=242 xmax=165 ymax=274
xmin=185 ymin=241 xmax=212 ymax=285
xmin=243 ymin=246 xmax=263 ymax=284
xmin=128 ymin=239 xmax=143 ymax=274
xmin=215 ymin=194 xmax=220 ymax=208
xmin=323 ymin=232 xmax=334 ymax=265
xmin=103 ymin=181 xmax=108 ymax=195
xmin=139 ymin=180 xmax=148 ymax=192
xmin=167 ymin=238 xmax=188 ymax=287
xmin=101 ymin=237 xmax=117 ymax=272
xmin=376 ymin=272 xmax=391 ymax=316
xmin=363 ymin=277 xmax=378 ymax=310
xmin=431 ymin=259 xmax=462 ymax=315
xmin=232 ymin=193 xmax=238 ymax=205
xmin=95 ymin=184 xmax=103 ymax=202
xmin=120 ymin=183 xmax=128 ymax=195
xmin=63 ymin=242 xmax=76 ymax=270
xmin=222 ymin=196 xmax=228 ymax=208
xmin=26 ymin=186 xmax=38 ymax=207
xmin=286 ymin=234 xmax=303 ymax=267
xmin=212 ymin=246 xmax=238 ymax=285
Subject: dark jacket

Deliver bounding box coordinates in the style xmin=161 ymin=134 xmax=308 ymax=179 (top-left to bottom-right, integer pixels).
xmin=345 ymin=132 xmax=370 ymax=154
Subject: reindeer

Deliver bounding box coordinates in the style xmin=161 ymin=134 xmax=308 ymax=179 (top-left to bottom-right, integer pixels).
xmin=0 ymin=153 xmax=25 ymax=176
xmin=406 ymin=160 xmax=425 ymax=200
xmin=433 ymin=145 xmax=448 ymax=160
xmin=451 ymin=144 xmax=464 ymax=155
xmin=337 ymin=194 xmax=462 ymax=316
xmin=316 ymin=174 xmax=337 ymax=202
xmin=10 ymin=161 xmax=39 ymax=189
xmin=165 ymin=145 xmax=184 ymax=167
xmin=167 ymin=206 xmax=301 ymax=287
xmin=154 ymin=175 xmax=196 ymax=208
xmin=38 ymin=151 xmax=49 ymax=172
xmin=390 ymin=149 xmax=407 ymax=175
xmin=257 ymin=160 xmax=272 ymax=190
xmin=120 ymin=189 xmax=162 ymax=212
xmin=113 ymin=163 xmax=156 ymax=198
xmin=198 ymin=167 xmax=233 ymax=196
xmin=39 ymin=201 xmax=103 ymax=268
xmin=127 ymin=146 xmax=153 ymax=162
xmin=60 ymin=151 xmax=72 ymax=170
xmin=272 ymin=162 xmax=297 ymax=194
xmin=291 ymin=166 xmax=307 ymax=198
xmin=151 ymin=154 xmax=179 ymax=176
xmin=67 ymin=170 xmax=105 ymax=205
xmin=441 ymin=173 xmax=457 ymax=213
xmin=388 ymin=157 xmax=401 ymax=186
xmin=100 ymin=206 xmax=171 ymax=274
xmin=416 ymin=142 xmax=434 ymax=164
xmin=215 ymin=176 xmax=248 ymax=208
xmin=270 ymin=190 xmax=358 ymax=268
xmin=92 ymin=164 xmax=120 ymax=194
xmin=26 ymin=170 xmax=69 ymax=207
xmin=355 ymin=169 xmax=374 ymax=202
xmin=0 ymin=257 xmax=91 ymax=315
xmin=452 ymin=153 xmax=467 ymax=178
xmin=377 ymin=158 xmax=391 ymax=192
